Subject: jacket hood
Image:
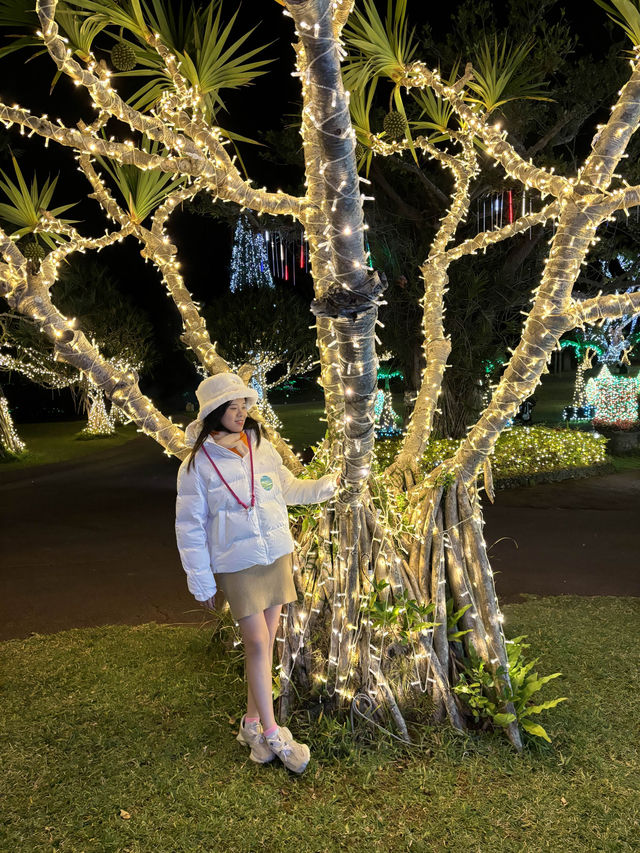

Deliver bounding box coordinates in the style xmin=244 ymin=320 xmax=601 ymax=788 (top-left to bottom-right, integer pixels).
xmin=184 ymin=419 xmax=204 ymax=448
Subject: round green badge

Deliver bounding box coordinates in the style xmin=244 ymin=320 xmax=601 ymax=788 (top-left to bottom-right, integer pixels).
xmin=260 ymin=474 xmax=274 ymax=491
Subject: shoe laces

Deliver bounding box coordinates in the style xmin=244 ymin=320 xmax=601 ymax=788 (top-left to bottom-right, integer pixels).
xmin=270 ymin=733 xmax=292 ymax=758
xmin=280 ymin=742 xmax=292 ymax=759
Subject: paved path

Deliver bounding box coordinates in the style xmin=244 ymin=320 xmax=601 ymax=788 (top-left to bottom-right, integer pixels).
xmin=1 ymin=438 xmax=638 ymax=641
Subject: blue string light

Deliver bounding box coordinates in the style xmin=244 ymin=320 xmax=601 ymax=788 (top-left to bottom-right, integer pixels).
xmin=229 ymin=215 xmax=274 ymax=293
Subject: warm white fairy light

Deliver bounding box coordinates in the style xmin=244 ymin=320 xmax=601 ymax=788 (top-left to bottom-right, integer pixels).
xmin=82 ymin=384 xmax=115 ymax=436
xmin=0 ymin=393 xmax=26 ymax=455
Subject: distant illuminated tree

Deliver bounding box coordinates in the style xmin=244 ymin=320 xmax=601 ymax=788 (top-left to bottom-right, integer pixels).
xmin=562 ymin=290 xmax=639 ymax=419
xmin=229 ymin=215 xmax=274 ymax=292
xmin=0 ymin=384 xmax=25 ymax=457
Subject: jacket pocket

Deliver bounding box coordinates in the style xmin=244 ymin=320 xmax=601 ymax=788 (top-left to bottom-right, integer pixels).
xmin=209 ymin=509 xmax=227 ymax=548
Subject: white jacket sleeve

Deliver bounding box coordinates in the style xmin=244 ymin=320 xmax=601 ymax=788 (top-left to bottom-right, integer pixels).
xmin=175 ymin=461 xmax=216 ymax=601
xmin=269 ymin=443 xmax=338 ymax=506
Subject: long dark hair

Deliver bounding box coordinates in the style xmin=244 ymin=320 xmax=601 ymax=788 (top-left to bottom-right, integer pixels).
xmin=187 ymin=400 xmax=264 ymax=470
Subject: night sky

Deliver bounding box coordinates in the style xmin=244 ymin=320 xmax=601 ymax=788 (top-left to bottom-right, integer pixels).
xmin=0 ymin=0 xmax=624 ymax=416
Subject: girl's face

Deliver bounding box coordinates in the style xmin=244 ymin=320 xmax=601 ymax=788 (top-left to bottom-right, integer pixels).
xmin=221 ymin=398 xmax=248 ymax=433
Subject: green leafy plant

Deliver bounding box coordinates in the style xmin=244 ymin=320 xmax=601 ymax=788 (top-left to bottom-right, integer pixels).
xmin=465 ymin=36 xmax=551 ymax=113
xmin=446 ymin=599 xmax=472 ymax=642
xmin=433 ymin=466 xmax=457 ymax=491
xmin=374 ymin=426 xmax=608 ymax=484
xmin=348 ymin=80 xmax=378 ymax=175
xmin=411 ymin=84 xmax=457 ymax=139
xmin=343 ymin=0 xmax=418 ymax=90
xmin=64 ymin=0 xmax=273 ymax=122
xmin=594 ymin=0 xmax=640 ymax=45
xmin=453 ymin=636 xmax=567 ymax=741
xmin=94 ymin=136 xmax=186 ymax=223
xmin=0 ymin=156 xmax=77 ymax=248
xmin=343 ymin=0 xmax=418 ymax=152
xmin=0 ymin=0 xmax=106 ymax=68
xmin=365 ymin=579 xmax=437 ymax=645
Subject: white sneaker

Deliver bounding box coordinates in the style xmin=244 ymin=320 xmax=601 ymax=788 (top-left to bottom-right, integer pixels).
xmin=236 ymin=716 xmax=293 ymax=764
xmin=265 ymin=726 xmax=311 ymax=774
xmin=236 ymin=715 xmax=274 ymax=763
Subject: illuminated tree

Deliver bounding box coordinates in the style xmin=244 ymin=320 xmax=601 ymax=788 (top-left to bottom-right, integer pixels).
xmin=221 ymin=218 xmax=314 ymax=430
xmin=0 ymin=384 xmax=25 ymax=456
xmin=229 ymin=215 xmax=274 ymax=293
xmin=561 ymin=294 xmax=640 ymax=420
xmin=0 ymin=256 xmax=156 ymax=436
xmin=3 ymin=0 xmax=640 ymax=748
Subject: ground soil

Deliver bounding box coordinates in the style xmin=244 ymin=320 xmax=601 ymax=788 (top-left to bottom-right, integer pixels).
xmin=1 ymin=437 xmax=638 ymax=641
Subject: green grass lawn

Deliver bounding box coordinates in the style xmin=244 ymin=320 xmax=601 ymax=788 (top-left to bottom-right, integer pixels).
xmin=1 ymin=420 xmax=139 ymax=470
xmin=273 ymin=400 xmax=326 ymax=450
xmin=1 ymin=597 xmax=638 ymax=852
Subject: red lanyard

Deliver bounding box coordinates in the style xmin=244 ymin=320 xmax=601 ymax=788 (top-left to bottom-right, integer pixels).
xmin=201 ymin=434 xmax=255 ymax=511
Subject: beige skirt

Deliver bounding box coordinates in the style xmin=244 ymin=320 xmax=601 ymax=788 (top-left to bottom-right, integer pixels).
xmin=214 ymin=553 xmax=297 ymax=620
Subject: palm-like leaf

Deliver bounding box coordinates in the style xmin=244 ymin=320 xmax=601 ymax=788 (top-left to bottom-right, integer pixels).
xmin=343 ymin=0 xmax=418 ymax=91
xmin=55 ymin=8 xmax=107 ymax=60
xmin=0 ymin=157 xmax=77 ymax=247
xmin=0 ymin=0 xmax=36 ymax=27
xmin=344 ymin=0 xmax=420 ymax=156
xmin=410 ymin=64 xmax=459 ymax=138
xmin=64 ymin=0 xmax=272 ymax=120
xmin=594 ymin=0 xmax=640 ymax=45
xmin=0 ymin=0 xmax=105 ymax=65
xmin=94 ymin=138 xmax=186 ymax=223
xmin=180 ymin=4 xmax=271 ymax=115
xmin=349 ymin=80 xmax=378 ymax=174
xmin=465 ymin=36 xmax=551 ymax=114
xmin=63 ymin=0 xmax=152 ymax=40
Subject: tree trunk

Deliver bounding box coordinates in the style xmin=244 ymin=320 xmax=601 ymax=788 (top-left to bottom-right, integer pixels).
xmin=433 ymin=367 xmax=484 ymax=440
xmin=278 ymin=469 xmax=522 ymax=748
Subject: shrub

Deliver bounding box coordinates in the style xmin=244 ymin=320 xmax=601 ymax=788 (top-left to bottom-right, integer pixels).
xmin=374 ymin=425 xmax=608 ymax=479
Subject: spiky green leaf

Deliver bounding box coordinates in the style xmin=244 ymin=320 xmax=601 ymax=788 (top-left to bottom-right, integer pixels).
xmin=64 ymin=0 xmax=272 ymax=121
xmin=0 ymin=157 xmax=77 ymax=240
xmin=465 ymin=36 xmax=551 ymax=114
xmin=594 ymin=0 xmax=640 ymax=45
xmin=343 ymin=0 xmax=418 ymax=90
xmin=93 ymin=137 xmax=186 ymax=222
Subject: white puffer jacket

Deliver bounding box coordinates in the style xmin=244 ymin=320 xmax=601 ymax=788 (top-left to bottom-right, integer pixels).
xmin=175 ymin=429 xmax=337 ymax=602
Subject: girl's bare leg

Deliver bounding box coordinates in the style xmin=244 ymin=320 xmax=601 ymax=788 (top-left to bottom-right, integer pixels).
xmin=239 ymin=603 xmax=283 ymax=729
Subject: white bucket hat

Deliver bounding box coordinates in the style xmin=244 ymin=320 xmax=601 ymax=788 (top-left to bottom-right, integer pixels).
xmin=195 ymin=372 xmax=259 ymax=421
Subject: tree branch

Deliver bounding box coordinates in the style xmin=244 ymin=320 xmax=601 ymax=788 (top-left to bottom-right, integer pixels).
xmin=387 ymin=136 xmax=477 ymax=481
xmin=37 ymin=216 xmax=136 ymax=282
xmin=0 ymin=226 xmax=188 ymax=458
xmin=569 ymin=291 xmax=640 ymax=326
xmin=582 ymin=50 xmax=640 ymax=190
xmin=597 ymin=183 xmax=640 ymax=216
xmin=400 ymin=62 xmax=572 ymax=199
xmin=442 ymin=202 xmax=559 ymax=262
xmin=28 ymin=0 xmax=306 ymax=218
xmin=332 ymin=0 xmax=355 ymax=35
xmin=76 ymin=156 xmax=305 ymax=472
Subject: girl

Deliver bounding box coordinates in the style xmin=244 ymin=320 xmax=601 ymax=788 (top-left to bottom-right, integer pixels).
xmin=175 ymin=372 xmax=338 ymax=774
